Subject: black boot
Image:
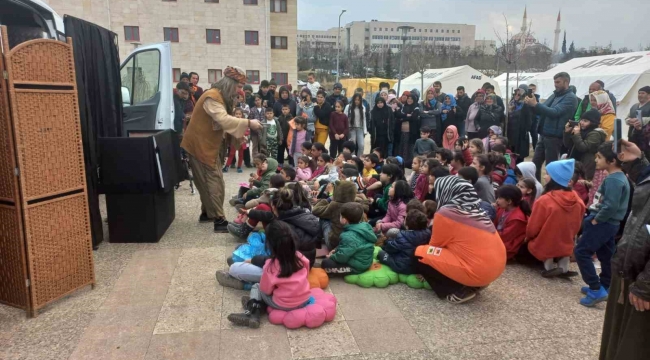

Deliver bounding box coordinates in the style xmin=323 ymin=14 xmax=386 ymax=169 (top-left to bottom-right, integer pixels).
xmin=214 ymin=218 xmax=229 ymax=233
xmin=227 ymin=299 xmax=263 ymax=328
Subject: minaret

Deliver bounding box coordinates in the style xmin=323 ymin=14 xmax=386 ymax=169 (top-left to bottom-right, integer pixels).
xmin=520 ymin=7 xmax=528 ymax=33
xmin=553 ymin=10 xmax=561 ymax=54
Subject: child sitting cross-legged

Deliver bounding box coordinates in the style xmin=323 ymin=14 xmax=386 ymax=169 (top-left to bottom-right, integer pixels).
xmin=295 ymin=156 xmax=315 ymax=181
xmin=230 ymin=154 xmax=278 ymax=207
xmin=374 ymin=180 xmax=413 ymax=235
xmin=228 ymin=174 xmax=287 ymax=239
xmin=227 ymin=220 xmax=312 ymax=329
xmin=494 ymin=185 xmax=531 ymax=260
xmin=321 ymin=202 xmax=377 ymax=276
xmin=377 ymin=209 xmax=431 ymax=274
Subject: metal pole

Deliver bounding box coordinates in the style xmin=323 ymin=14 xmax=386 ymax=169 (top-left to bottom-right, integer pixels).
xmin=336 ymin=10 xmax=346 ymax=83
xmin=397 ymin=39 xmax=405 ymax=96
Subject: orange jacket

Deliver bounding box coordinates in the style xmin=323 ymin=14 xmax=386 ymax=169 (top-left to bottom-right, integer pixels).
xmin=415 ymin=207 xmax=506 ymax=287
xmin=526 ymin=190 xmax=585 ymax=260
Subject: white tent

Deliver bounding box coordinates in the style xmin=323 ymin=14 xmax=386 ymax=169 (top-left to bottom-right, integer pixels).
xmin=532 ymin=52 xmax=650 ymax=129
xmin=494 ymin=72 xmax=540 ymax=98
xmin=393 ymin=65 xmax=500 ymax=98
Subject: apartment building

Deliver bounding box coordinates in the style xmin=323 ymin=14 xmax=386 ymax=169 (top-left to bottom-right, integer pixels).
xmin=42 ymin=0 xmax=298 ymax=90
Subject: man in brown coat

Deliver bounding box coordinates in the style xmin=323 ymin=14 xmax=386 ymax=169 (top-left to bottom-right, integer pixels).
xmin=182 ymin=66 xmax=262 ymax=232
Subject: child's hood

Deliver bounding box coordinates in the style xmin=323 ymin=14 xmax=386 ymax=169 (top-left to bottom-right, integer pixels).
xmin=333 ymin=180 xmax=358 ymax=203
xmin=547 ymin=190 xmax=581 ymax=212
xmin=344 ymin=222 xmax=377 ymax=244
xmin=261 ymin=158 xmax=279 ymax=177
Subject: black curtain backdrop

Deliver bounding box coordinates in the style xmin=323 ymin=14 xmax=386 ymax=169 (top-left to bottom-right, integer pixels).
xmin=64 ymin=16 xmax=124 ymax=248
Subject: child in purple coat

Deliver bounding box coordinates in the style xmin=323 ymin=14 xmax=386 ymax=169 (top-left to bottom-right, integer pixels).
xmin=374 ymin=180 xmax=412 ymax=235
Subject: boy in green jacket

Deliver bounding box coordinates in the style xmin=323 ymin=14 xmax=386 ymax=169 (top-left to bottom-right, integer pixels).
xmin=321 ymin=202 xmax=377 ymax=275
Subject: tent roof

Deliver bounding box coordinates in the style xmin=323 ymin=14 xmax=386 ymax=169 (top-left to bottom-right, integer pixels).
xmin=393 ymin=65 xmax=500 ymax=97
xmin=533 ymin=51 xmax=650 ymax=99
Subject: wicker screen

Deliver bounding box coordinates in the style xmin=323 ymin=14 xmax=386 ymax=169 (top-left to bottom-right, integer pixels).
xmin=1 ymin=29 xmax=95 ymax=316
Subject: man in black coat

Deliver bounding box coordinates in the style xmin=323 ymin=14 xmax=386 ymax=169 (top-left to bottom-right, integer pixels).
xmin=455 ymin=86 xmax=472 ymax=137
xmin=326 ymin=82 xmax=348 ymax=108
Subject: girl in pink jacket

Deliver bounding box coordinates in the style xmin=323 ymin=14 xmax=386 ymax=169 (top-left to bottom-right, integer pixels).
xmin=295 ymin=156 xmax=314 ymax=181
xmin=227 ymin=221 xmax=311 ymax=329
xmin=375 ymin=180 xmax=412 ymax=234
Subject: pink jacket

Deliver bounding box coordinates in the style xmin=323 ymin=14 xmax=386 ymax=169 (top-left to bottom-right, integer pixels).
xmin=296 ymin=167 xmax=313 ymax=181
xmin=260 ymin=252 xmax=311 ymax=309
xmin=380 ymin=200 xmax=407 ymax=233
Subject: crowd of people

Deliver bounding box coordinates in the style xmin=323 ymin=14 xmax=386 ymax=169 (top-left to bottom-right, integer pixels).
xmin=176 ymin=66 xmax=650 ymax=358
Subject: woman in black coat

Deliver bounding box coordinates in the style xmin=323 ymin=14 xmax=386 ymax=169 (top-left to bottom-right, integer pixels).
xmin=370 ymin=97 xmax=394 ymax=158
xmin=394 ymin=93 xmax=421 ymax=167
xmin=476 ymin=94 xmax=504 ymax=139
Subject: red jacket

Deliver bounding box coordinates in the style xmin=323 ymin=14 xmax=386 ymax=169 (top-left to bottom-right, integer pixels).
xmin=494 ymin=207 xmax=528 ymax=259
xmin=462 ymin=148 xmax=473 ymax=166
xmin=414 ymin=174 xmax=429 ymax=201
xmin=526 ymin=190 xmax=585 ymax=260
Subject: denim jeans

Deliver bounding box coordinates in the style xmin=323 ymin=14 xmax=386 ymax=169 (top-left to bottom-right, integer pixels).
xmin=320 ymin=219 xmax=333 ymax=249
xmin=229 ymin=262 xmax=263 ymax=283
xmin=349 ymin=128 xmax=365 ymax=156
xmin=574 ymin=215 xmax=619 ymax=290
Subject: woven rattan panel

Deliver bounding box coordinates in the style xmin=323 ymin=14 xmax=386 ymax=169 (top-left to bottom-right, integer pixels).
xmin=0 ymin=205 xmax=28 ymax=309
xmin=0 ymin=47 xmax=16 ymax=202
xmin=11 ymin=90 xmax=85 ymax=200
xmin=24 ymin=194 xmax=94 ymax=310
xmin=8 ymin=40 xmax=74 ymax=85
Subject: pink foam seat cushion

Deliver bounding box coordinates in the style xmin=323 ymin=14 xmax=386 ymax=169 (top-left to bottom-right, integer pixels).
xmin=267 ymin=288 xmax=337 ymax=329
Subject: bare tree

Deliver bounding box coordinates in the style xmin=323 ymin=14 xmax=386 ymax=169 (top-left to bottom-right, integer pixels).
xmin=494 ymin=14 xmax=534 ymax=135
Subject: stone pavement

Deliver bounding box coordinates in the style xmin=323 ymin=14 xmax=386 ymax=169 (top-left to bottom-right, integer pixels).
xmin=0 ymin=169 xmax=604 ymax=360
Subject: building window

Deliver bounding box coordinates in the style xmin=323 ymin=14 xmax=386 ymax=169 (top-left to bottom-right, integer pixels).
xmin=205 ymin=0 xmax=218 ymax=2
xmin=246 ymin=70 xmax=260 ymax=84
xmin=124 ymin=26 xmax=140 ymax=41
xmin=243 ymin=0 xmax=257 ymax=4
xmin=418 ymin=29 xmax=421 ymax=32
xmin=458 ymin=30 xmax=461 ymax=34
xmin=208 ymin=69 xmax=222 ymax=83
xmin=270 ymin=0 xmax=287 ymax=12
xmin=162 ymin=0 xmax=176 ymax=1
xmin=245 ymin=31 xmax=259 ymax=45
xmin=271 ymin=72 xmax=288 ymax=85
xmin=452 ymin=30 xmax=455 ymax=33
xmin=447 ymin=30 xmax=449 ymax=33
xmin=206 ymin=29 xmax=221 ymax=44
xmin=271 ymin=36 xmax=288 ymax=49
xmin=164 ymin=27 xmax=179 ymax=42
xmin=173 ymin=68 xmax=181 ymax=82
xmin=374 ymin=28 xmax=376 ymax=31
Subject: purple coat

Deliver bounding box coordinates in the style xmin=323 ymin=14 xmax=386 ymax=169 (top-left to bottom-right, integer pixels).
xmin=380 ymin=200 xmax=407 ymax=233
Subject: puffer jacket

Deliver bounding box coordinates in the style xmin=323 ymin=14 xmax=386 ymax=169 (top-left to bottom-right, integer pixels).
xmin=247 ymin=158 xmax=279 ymax=198
xmin=419 ymin=99 xmax=442 ymax=132
xmin=381 ymin=229 xmax=432 ymax=274
xmin=611 ymin=158 xmax=650 ymax=301
xmin=312 ymin=181 xmax=369 ymax=249
xmin=538 ymin=88 xmax=579 ymax=138
xmin=563 ymin=127 xmax=607 ymax=180
xmin=278 ymin=207 xmax=321 ymax=252
xmin=476 ymin=104 xmax=503 ymax=133
xmin=330 ymin=222 xmax=377 ymax=273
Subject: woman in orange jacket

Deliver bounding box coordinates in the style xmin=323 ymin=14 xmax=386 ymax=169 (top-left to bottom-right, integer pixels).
xmin=415 ymin=176 xmax=507 ymax=304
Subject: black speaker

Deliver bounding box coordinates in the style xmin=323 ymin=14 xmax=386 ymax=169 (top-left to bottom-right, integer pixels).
xmin=106 ymin=190 xmax=175 ymax=243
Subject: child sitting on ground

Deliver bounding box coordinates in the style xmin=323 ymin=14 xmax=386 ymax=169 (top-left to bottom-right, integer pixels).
xmin=312 ymin=181 xmax=368 ymax=250
xmin=517 ymin=178 xmax=537 ymax=208
xmin=469 ymin=138 xmax=485 ymax=159
xmin=231 ymin=154 xmax=279 ymax=206
xmin=471 ymin=154 xmax=495 ymax=203
xmin=227 ymin=221 xmax=311 ymax=329
xmin=362 ymin=153 xmax=379 ymax=179
xmin=449 ymin=150 xmax=465 ymax=175
xmin=295 ymin=156 xmax=314 ymax=181
xmin=523 ymin=159 xmax=585 ymax=278
xmin=408 ymin=156 xmax=424 ymax=192
xmin=494 ymin=185 xmax=531 ymax=260
xmin=414 ymin=158 xmax=439 ymax=201
xmin=423 ymin=200 xmax=437 ymax=227
xmin=342 ymin=141 xmax=356 ymax=155
xmin=572 ymin=161 xmax=589 ymax=205
xmin=375 ymin=180 xmax=412 ymax=235
xmin=435 ymin=148 xmax=453 ymax=168
xmin=378 ymin=209 xmax=432 ymax=274
xmin=458 ymin=166 xmax=496 ymax=221
xmin=321 ymin=203 xmax=377 ymax=275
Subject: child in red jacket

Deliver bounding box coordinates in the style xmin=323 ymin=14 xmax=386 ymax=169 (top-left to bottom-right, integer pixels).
xmin=494 ymin=185 xmax=531 ymax=259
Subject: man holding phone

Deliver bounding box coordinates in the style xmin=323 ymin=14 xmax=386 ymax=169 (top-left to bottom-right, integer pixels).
xmin=626 ymin=86 xmax=650 ymax=159
xmin=525 ymin=72 xmax=579 ymax=180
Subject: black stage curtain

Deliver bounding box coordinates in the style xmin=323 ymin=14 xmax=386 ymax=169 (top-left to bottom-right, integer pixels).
xmin=64 ymin=16 xmax=124 ymax=248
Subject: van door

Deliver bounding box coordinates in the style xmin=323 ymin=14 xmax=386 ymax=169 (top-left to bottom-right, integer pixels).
xmin=120 ymin=42 xmax=174 ymax=134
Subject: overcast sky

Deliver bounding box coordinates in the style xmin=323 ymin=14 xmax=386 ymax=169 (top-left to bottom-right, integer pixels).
xmin=297 ymin=0 xmax=648 ymax=51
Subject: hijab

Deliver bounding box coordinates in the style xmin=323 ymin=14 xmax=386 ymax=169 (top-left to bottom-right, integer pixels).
xmin=590 ymin=90 xmax=615 ymax=115
xmin=516 ymin=162 xmax=543 ymax=199
xmin=424 ymin=88 xmax=438 ymax=110
xmin=442 ymin=125 xmax=459 ymax=150
xmin=400 ymin=91 xmax=411 ymax=104
xmin=387 ymin=94 xmax=398 ymax=111
xmin=371 ymin=97 xmax=390 ymax=122
xmin=401 ymin=93 xmax=419 ymax=115
xmin=441 ymin=94 xmax=457 ymax=122
xmin=435 ymin=176 xmax=493 ymax=226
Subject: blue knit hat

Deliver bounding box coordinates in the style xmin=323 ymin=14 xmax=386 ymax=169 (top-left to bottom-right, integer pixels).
xmin=546 ymin=159 xmax=575 ymax=187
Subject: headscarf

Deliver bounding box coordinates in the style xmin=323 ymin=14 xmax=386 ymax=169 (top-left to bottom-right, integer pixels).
xmin=516 ymin=162 xmax=543 ymax=199
xmin=441 ymin=94 xmax=457 ymax=122
xmin=399 ymin=91 xmax=411 ymax=104
xmin=483 ymin=125 xmax=502 ymax=150
xmin=278 ymin=86 xmax=291 ymax=104
xmin=442 ymin=125 xmax=459 ymax=150
xmin=474 ymin=89 xmax=486 ymax=103
xmin=371 ymin=97 xmax=390 ymax=121
xmin=424 ymin=88 xmax=438 ymax=110
xmin=401 ymin=93 xmax=419 ymax=115
xmin=387 ymin=94 xmax=398 ymax=111
xmin=434 ymin=176 xmax=492 ymax=226
xmin=488 ymin=125 xmax=502 ymax=136
xmin=590 ymin=90 xmax=615 ymax=115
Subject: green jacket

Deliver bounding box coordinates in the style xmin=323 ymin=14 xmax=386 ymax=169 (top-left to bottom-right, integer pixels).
xmin=312 ymin=181 xmax=368 ymax=249
xmin=376 ymin=183 xmax=392 ymax=212
xmin=248 ymin=157 xmax=279 ymax=198
xmin=330 ymin=222 xmax=377 ymax=272
xmin=574 ymin=99 xmax=592 ymax=121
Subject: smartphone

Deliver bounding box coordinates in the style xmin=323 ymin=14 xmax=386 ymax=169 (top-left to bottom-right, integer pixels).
xmin=568 ymin=121 xmax=579 ymax=127
xmin=526 ymin=89 xmax=533 ymax=97
xmin=614 ymin=118 xmax=622 ymax=153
